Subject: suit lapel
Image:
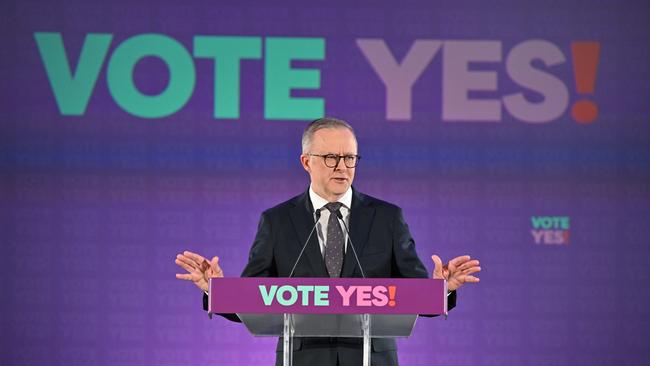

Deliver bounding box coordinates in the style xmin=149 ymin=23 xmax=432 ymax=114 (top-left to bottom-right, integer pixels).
xmin=288 ymin=191 xmax=329 ymax=277
xmin=341 ymin=189 xmax=375 ymax=277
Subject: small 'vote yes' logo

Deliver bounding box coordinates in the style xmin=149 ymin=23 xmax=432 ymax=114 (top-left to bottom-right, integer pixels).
xmin=531 ymin=216 xmax=570 ymax=245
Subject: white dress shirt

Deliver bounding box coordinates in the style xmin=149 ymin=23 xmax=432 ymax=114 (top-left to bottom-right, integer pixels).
xmin=309 ymin=186 xmax=352 ymax=256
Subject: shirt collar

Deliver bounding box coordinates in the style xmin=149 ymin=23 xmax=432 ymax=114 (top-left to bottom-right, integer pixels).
xmin=309 ymin=186 xmax=352 ymax=212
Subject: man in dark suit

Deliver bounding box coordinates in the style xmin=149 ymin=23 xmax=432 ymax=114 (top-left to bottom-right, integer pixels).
xmin=175 ymin=117 xmax=481 ymax=366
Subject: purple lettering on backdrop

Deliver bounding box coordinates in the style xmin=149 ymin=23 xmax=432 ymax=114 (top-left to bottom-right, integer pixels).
xmin=357 ymin=39 xmax=442 ymax=120
xmin=442 ymin=40 xmax=502 ymax=121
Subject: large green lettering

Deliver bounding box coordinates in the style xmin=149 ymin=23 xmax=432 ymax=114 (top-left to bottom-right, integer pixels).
xmin=259 ymin=285 xmax=278 ymax=306
xmin=34 ymin=32 xmax=112 ymax=116
xmin=264 ymin=37 xmax=325 ymax=120
xmin=107 ymin=34 xmax=195 ymax=118
xmin=276 ymin=285 xmax=298 ymax=306
xmin=194 ymin=36 xmax=261 ymax=119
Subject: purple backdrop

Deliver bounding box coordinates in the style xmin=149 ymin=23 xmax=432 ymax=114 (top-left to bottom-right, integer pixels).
xmin=2 ymin=0 xmax=650 ymax=365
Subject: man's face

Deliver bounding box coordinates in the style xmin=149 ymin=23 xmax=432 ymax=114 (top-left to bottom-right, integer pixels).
xmin=300 ymin=128 xmax=358 ymax=201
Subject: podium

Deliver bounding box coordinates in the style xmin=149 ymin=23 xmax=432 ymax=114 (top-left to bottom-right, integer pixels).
xmin=208 ymin=278 xmax=447 ymax=366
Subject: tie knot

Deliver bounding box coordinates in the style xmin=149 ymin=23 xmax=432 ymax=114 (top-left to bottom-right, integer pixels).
xmin=324 ymin=202 xmax=343 ymax=213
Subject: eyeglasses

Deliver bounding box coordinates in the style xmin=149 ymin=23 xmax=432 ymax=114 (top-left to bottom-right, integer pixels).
xmin=307 ymin=154 xmax=361 ymax=168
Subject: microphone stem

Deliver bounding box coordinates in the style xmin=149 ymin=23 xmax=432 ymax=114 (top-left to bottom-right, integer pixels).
xmin=288 ymin=209 xmax=321 ymax=278
xmin=337 ymin=211 xmax=366 ymax=278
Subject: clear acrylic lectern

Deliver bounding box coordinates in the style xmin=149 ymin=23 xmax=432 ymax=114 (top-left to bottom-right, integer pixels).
xmin=237 ymin=312 xmax=420 ymax=366
xmin=209 ymin=277 xmax=448 ymax=366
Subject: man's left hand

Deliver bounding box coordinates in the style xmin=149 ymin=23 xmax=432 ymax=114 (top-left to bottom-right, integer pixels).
xmin=431 ymin=254 xmax=481 ymax=291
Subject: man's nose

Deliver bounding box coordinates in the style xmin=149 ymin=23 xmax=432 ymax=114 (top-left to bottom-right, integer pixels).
xmin=333 ymin=157 xmax=346 ymax=171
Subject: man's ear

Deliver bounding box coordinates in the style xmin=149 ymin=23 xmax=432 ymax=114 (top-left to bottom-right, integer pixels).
xmin=300 ymin=154 xmax=310 ymax=172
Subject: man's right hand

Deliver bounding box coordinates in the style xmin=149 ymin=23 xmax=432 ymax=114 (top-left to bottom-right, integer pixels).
xmin=175 ymin=251 xmax=224 ymax=292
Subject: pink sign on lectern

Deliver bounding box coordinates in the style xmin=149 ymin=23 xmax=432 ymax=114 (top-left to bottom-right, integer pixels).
xmin=209 ymin=278 xmax=447 ymax=315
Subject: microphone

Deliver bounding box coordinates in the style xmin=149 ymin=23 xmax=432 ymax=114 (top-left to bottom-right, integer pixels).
xmin=335 ymin=210 xmax=366 ymax=278
xmin=288 ymin=208 xmax=323 ymax=277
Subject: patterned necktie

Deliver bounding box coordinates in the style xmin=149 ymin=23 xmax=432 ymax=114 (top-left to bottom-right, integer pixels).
xmin=324 ymin=202 xmax=345 ymax=278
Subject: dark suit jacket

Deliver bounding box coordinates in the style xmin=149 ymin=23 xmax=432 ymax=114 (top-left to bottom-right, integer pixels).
xmin=203 ymin=188 xmax=456 ymax=366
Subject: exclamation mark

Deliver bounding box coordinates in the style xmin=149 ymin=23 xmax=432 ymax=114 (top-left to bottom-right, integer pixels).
xmin=570 ymin=42 xmax=601 ymax=124
xmin=388 ymin=286 xmax=396 ymax=307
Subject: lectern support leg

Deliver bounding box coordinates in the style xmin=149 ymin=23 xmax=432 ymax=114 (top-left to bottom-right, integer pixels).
xmin=362 ymin=314 xmax=371 ymax=366
xmin=283 ymin=313 xmax=293 ymax=366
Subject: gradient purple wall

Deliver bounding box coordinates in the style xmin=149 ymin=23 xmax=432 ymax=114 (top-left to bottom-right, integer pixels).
xmin=2 ymin=1 xmax=650 ymax=365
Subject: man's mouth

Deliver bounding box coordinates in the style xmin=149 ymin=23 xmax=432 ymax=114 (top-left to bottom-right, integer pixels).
xmin=332 ymin=177 xmax=347 ymax=182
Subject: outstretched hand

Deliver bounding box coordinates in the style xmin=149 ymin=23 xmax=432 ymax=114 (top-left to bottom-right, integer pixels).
xmin=431 ymin=254 xmax=481 ymax=292
xmin=175 ymin=251 xmax=224 ymax=292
